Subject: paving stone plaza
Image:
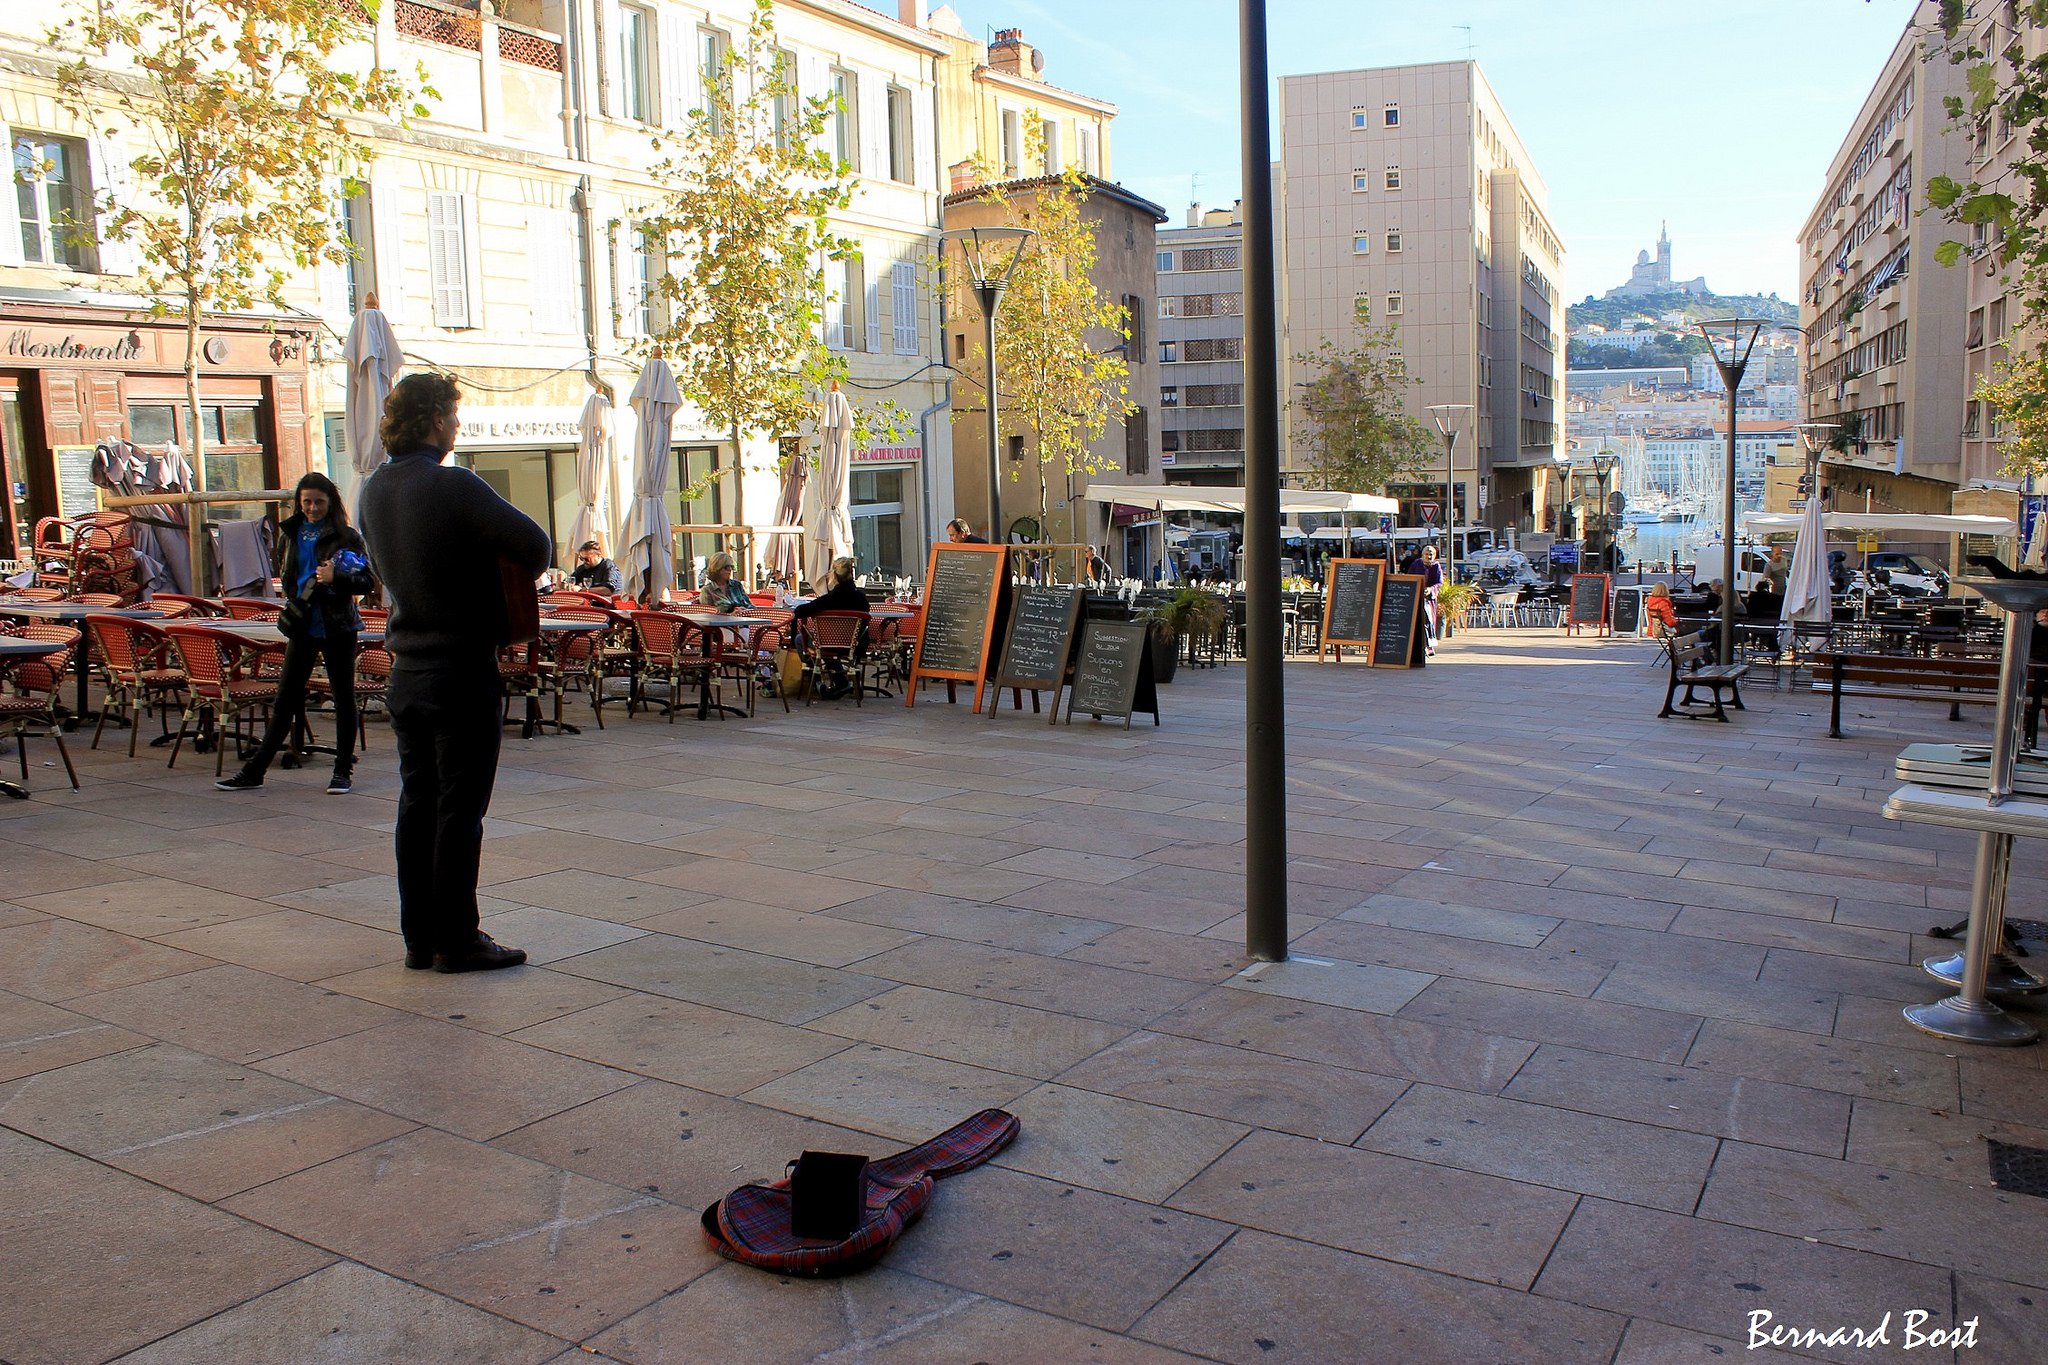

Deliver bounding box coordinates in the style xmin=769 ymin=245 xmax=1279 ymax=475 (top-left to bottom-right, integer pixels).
xmin=3 ymin=629 xmax=2045 ymax=1364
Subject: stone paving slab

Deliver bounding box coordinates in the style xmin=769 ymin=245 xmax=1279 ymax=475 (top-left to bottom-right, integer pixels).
xmin=4 ymin=629 xmax=2047 ymax=1361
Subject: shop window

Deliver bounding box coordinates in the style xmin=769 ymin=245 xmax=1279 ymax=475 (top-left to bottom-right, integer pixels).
xmin=2 ymin=395 xmax=28 ymax=556
xmin=13 ymin=133 xmax=95 ymax=271
xmin=125 ymin=402 xmax=268 ymax=516
xmin=128 ymin=404 xmax=178 ymax=447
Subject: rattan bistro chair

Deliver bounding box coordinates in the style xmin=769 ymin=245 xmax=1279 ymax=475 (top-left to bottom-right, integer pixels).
xmin=163 ymin=623 xmax=279 ymax=775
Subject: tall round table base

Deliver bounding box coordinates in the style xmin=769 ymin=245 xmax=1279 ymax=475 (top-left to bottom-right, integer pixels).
xmin=1922 ymin=951 xmax=2047 ymax=996
xmin=1902 ymin=994 xmax=2040 ymax=1046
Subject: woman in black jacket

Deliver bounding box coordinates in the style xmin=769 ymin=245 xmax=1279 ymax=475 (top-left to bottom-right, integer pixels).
xmin=217 ymin=473 xmax=375 ymax=794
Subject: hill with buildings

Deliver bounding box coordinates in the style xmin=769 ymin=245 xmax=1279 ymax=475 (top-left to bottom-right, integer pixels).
xmin=1567 ymin=290 xmax=1798 ymax=369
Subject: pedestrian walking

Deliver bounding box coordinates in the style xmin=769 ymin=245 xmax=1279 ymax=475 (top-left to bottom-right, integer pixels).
xmin=214 ymin=472 xmax=372 ymax=795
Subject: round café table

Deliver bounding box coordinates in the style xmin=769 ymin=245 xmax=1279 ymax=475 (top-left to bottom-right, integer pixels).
xmin=671 ymin=613 xmax=768 ymax=718
xmin=0 ymin=601 xmax=163 ymax=731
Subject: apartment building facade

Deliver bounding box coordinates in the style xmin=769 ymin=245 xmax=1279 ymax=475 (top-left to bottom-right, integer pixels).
xmin=2 ymin=0 xmax=956 ymax=581
xmin=1798 ymin=0 xmax=1970 ymax=516
xmin=1277 ymin=61 xmax=1567 ymax=540
xmin=1155 ymin=205 xmax=1246 ymax=490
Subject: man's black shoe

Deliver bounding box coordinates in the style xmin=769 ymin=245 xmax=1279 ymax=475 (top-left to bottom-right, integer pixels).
xmin=404 ymin=948 xmax=434 ymax=969
xmin=215 ymin=769 xmax=263 ymax=791
xmin=326 ymin=770 xmax=353 ymax=795
xmin=433 ymin=936 xmax=528 ymax=973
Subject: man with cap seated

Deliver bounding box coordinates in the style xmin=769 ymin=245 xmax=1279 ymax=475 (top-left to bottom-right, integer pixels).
xmin=568 ymin=539 xmax=623 ymax=594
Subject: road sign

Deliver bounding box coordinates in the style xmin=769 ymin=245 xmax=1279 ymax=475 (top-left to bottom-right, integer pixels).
xmin=1789 ymin=498 xmax=1807 ymax=510
xmin=1420 ymin=502 xmax=1439 ymax=525
xmin=1856 ymin=534 xmax=1881 ymax=552
xmin=1379 ymin=514 xmax=1394 ymax=534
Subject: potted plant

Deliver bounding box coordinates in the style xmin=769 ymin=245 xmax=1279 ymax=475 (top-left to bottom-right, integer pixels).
xmin=1435 ymin=581 xmax=1480 ymax=635
xmin=1144 ymin=585 xmax=1226 ymax=682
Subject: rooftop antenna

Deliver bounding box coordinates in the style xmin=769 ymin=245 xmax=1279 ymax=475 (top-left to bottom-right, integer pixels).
xmin=1455 ymin=24 xmax=1475 ymax=59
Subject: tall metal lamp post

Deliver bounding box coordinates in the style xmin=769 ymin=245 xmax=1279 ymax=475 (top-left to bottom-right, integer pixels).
xmin=1795 ymin=421 xmax=1837 ymax=507
xmin=1591 ymin=450 xmax=1619 ymax=573
xmin=940 ymin=225 xmax=1035 ymax=544
xmin=1697 ymin=318 xmax=1765 ymax=664
xmin=1427 ymin=404 xmax=1473 ymax=577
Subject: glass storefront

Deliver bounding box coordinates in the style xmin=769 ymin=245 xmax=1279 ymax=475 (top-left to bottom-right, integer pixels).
xmin=851 ymin=465 xmax=909 ymax=578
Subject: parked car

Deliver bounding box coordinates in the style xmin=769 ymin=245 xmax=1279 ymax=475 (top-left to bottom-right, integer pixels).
xmin=1862 ymin=551 xmax=1948 ymax=597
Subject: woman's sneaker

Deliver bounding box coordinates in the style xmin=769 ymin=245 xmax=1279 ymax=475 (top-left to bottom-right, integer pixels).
xmin=326 ymin=770 xmax=353 ymax=795
xmin=215 ymin=769 xmax=263 ymax=791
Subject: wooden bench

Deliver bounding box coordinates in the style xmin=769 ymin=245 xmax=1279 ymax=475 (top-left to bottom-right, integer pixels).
xmin=1659 ymin=632 xmax=1749 ymax=722
xmin=1813 ymin=650 xmax=2046 ymax=739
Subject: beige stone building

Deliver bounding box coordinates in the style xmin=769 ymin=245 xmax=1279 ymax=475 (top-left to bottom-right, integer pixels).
xmin=1276 ymin=61 xmax=1567 ymax=541
xmin=941 ymin=176 xmax=1164 ymax=550
xmin=3 ymin=0 xmax=956 ymax=583
xmin=1798 ymin=0 xmax=1970 ymax=517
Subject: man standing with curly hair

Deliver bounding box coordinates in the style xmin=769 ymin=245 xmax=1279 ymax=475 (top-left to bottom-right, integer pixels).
xmin=359 ymin=373 xmax=552 ymax=973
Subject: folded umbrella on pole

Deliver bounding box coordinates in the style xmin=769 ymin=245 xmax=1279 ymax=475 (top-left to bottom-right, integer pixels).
xmin=622 ymin=359 xmax=680 ymax=604
xmin=569 ymin=390 xmax=613 ymax=558
xmin=343 ymin=303 xmax=403 ymax=479
xmin=809 ymin=387 xmax=855 ymax=588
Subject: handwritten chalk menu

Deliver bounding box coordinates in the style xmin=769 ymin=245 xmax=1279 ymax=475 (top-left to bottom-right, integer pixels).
xmin=990 ymin=584 xmax=1083 ymax=716
xmin=1320 ymin=558 xmax=1385 ymax=662
xmin=1567 ymin=573 xmax=1611 ymax=637
xmin=1371 ymin=573 xmax=1426 ymax=668
xmin=906 ymin=542 xmax=1005 ymax=710
xmin=1611 ymin=586 xmax=1643 ymax=638
xmin=1064 ymin=620 xmax=1160 ymax=729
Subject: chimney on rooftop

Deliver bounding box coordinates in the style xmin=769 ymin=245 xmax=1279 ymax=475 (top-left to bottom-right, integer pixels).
xmin=899 ymin=0 xmax=927 ymax=28
xmin=987 ymin=28 xmax=1043 ymax=80
xmin=1187 ymin=201 xmax=1202 ymax=228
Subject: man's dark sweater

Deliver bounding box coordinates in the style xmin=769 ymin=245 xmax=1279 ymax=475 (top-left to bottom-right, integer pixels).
xmin=359 ymin=449 xmax=553 ymax=670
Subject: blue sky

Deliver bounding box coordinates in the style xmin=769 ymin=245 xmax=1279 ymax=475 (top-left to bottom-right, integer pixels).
xmin=943 ymin=0 xmax=1925 ymax=302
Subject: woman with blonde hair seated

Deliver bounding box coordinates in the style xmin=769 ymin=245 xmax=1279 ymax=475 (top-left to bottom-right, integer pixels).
xmin=698 ymin=551 xmax=750 ymax=613
xmin=1644 ymin=582 xmax=1680 ymax=639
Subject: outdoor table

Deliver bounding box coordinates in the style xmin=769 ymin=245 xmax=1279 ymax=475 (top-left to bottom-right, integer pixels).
xmin=672 ymin=613 xmax=766 ymax=718
xmin=0 ymin=636 xmax=69 ymax=799
xmin=0 ymin=601 xmax=163 ymax=730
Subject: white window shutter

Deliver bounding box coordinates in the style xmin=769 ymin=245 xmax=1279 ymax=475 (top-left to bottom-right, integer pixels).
xmin=859 ymin=71 xmax=885 ymax=181
xmin=659 ymin=8 xmax=693 ymax=129
xmin=528 ymin=210 xmax=577 ymax=334
xmin=798 ymin=52 xmax=831 ymax=152
xmin=910 ymin=90 xmax=934 ymax=191
xmin=370 ymin=175 xmax=405 ymax=320
xmin=614 ymin=220 xmax=640 ymax=339
xmin=427 ymin=191 xmax=470 ymax=328
xmin=317 ymin=188 xmax=351 ymax=321
xmin=0 ymin=121 xmax=23 ymax=268
xmin=864 ymin=264 xmax=880 ymax=355
xmin=88 ymin=131 xmax=139 ymax=276
xmin=600 ymin=0 xmax=625 ymax=118
xmin=891 ymin=261 xmax=918 ymax=355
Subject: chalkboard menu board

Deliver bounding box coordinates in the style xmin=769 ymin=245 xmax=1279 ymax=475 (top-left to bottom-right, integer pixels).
xmin=1567 ymin=573 xmax=1611 ymax=636
xmin=1371 ymin=574 xmax=1425 ymax=669
xmin=907 ymin=542 xmax=1006 ymax=710
xmin=1320 ymin=559 xmax=1384 ymax=662
xmin=990 ymin=584 xmax=1083 ymax=717
xmin=1611 ymin=586 xmax=1643 ymax=638
xmin=1065 ymin=621 xmax=1159 ymax=729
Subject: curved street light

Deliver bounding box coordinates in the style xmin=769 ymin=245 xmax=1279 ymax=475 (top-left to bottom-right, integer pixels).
xmin=939 ymin=225 xmax=1035 ymax=544
xmin=1698 ymin=317 xmax=1766 ymax=664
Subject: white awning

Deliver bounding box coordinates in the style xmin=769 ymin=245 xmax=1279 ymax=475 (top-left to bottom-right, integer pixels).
xmin=1739 ymin=511 xmax=2017 ymax=537
xmin=1083 ymin=484 xmax=1399 ymax=515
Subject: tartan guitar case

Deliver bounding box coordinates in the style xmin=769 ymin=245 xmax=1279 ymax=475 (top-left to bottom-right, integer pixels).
xmin=701 ymin=1108 xmax=1020 ymax=1277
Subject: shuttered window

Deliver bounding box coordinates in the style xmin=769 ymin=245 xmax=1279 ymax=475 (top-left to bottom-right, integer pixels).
xmin=427 ymin=191 xmax=471 ymax=328
xmin=528 ymin=209 xmax=578 ymax=335
xmin=1125 ymin=405 xmax=1149 ymax=475
xmin=891 ymin=261 xmax=919 ymax=355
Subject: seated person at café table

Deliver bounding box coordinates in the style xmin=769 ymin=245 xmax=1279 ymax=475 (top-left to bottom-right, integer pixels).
xmin=793 ymin=557 xmax=870 ymax=699
xmin=793 ymin=556 xmax=871 ymax=621
xmin=1644 ymin=582 xmax=1680 ymax=638
xmin=698 ymin=551 xmax=751 ymax=612
xmin=568 ymin=539 xmax=623 ymax=594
